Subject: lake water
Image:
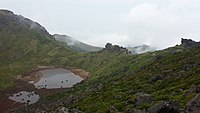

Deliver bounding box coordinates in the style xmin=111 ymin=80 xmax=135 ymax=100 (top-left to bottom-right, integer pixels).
xmin=9 ymin=69 xmax=83 ymax=104
xmin=9 ymin=91 xmax=39 ymax=105
xmin=33 ymin=68 xmax=83 ymax=89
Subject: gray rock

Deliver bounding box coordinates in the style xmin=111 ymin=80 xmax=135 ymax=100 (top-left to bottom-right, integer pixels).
xmin=181 ymin=38 xmax=200 ymax=47
xmin=135 ymin=93 xmax=154 ymax=107
xmin=104 ymin=43 xmax=131 ymax=54
xmin=55 ymin=107 xmax=69 ymax=113
xmin=150 ymin=75 xmax=166 ymax=83
xmin=148 ymin=101 xmax=180 ymax=113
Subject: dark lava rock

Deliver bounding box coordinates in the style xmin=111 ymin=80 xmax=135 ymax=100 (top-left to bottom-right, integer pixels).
xmin=181 ymin=38 xmax=200 ymax=47
xmin=104 ymin=43 xmax=131 ymax=54
xmin=150 ymin=75 xmax=166 ymax=83
xmin=148 ymin=101 xmax=180 ymax=113
xmin=135 ymin=93 xmax=154 ymax=107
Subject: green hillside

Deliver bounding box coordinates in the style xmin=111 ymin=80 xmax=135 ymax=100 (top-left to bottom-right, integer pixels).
xmin=17 ymin=44 xmax=196 ymax=113
xmin=0 ymin=10 xmax=76 ymax=88
xmin=0 ymin=10 xmax=200 ymax=113
xmin=15 ymin=44 xmax=200 ymax=113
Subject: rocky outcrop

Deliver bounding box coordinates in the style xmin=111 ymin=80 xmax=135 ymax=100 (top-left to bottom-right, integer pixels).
xmin=104 ymin=43 xmax=131 ymax=54
xmin=181 ymin=38 xmax=200 ymax=47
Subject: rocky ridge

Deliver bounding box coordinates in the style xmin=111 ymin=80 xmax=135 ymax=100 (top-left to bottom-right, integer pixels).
xmin=104 ymin=43 xmax=131 ymax=54
xmin=181 ymin=38 xmax=200 ymax=47
xmin=0 ymin=9 xmax=49 ymax=35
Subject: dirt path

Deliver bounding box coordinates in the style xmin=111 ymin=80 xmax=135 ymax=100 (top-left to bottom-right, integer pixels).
xmin=0 ymin=67 xmax=89 ymax=113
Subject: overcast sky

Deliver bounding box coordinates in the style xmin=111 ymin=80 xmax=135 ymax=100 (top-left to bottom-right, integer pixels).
xmin=1 ymin=0 xmax=200 ymax=49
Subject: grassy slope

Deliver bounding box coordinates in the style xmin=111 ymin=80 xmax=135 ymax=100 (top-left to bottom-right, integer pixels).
xmin=0 ymin=22 xmax=76 ymax=88
xmin=44 ymin=45 xmax=200 ymax=113
xmin=0 ymin=11 xmax=199 ymax=113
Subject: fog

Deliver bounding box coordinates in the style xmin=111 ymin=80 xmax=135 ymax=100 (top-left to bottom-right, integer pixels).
xmin=1 ymin=0 xmax=200 ymax=49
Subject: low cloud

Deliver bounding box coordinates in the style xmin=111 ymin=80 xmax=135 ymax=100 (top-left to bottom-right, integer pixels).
xmin=121 ymin=0 xmax=200 ymax=49
xmin=70 ymin=0 xmax=200 ymax=49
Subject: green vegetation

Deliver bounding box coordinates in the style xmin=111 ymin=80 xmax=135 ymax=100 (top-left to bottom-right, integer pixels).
xmin=56 ymin=46 xmax=199 ymax=112
xmin=0 ymin=22 xmax=75 ymax=88
xmin=0 ymin=10 xmax=200 ymax=113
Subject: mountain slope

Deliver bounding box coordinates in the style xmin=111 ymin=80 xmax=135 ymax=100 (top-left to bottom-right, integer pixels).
xmin=54 ymin=34 xmax=102 ymax=52
xmin=16 ymin=39 xmax=200 ymax=113
xmin=1 ymin=9 xmax=200 ymax=113
xmin=0 ymin=10 xmax=76 ymax=88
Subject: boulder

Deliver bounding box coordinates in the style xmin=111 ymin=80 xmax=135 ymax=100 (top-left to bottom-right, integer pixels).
xmin=148 ymin=101 xmax=180 ymax=113
xmin=135 ymin=93 xmax=154 ymax=107
xmin=55 ymin=107 xmax=69 ymax=113
xmin=150 ymin=75 xmax=166 ymax=83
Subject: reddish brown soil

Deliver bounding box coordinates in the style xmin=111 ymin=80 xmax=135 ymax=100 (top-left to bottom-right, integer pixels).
xmin=0 ymin=67 xmax=89 ymax=113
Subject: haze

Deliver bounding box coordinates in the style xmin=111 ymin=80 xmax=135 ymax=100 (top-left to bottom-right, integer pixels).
xmin=1 ymin=0 xmax=200 ymax=49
